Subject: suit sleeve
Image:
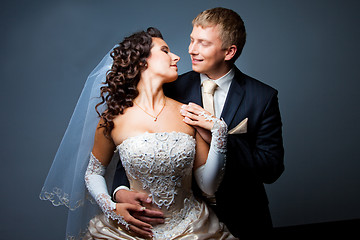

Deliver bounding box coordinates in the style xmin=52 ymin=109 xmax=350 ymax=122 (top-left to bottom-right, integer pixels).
xmin=251 ymin=91 xmax=284 ymax=183
xmin=111 ymin=159 xmax=130 ymax=198
xmin=227 ymin=90 xmax=284 ymax=184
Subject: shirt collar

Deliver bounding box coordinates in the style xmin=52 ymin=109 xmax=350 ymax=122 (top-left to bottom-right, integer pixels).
xmin=200 ymin=68 xmax=235 ymax=91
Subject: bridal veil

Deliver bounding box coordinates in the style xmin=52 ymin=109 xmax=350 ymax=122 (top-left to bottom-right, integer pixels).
xmin=39 ymin=46 xmax=118 ymax=239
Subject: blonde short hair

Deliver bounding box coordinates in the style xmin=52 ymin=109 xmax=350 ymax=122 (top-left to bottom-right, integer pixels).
xmin=192 ymin=7 xmax=246 ymax=62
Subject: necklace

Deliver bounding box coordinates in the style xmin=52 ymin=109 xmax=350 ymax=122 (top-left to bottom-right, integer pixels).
xmin=134 ymin=98 xmax=166 ymax=121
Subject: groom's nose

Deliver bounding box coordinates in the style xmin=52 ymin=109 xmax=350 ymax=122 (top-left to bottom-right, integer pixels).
xmin=188 ymin=42 xmax=198 ymax=55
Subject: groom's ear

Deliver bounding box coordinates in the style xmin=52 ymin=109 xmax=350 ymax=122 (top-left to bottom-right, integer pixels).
xmin=224 ymin=45 xmax=237 ymax=62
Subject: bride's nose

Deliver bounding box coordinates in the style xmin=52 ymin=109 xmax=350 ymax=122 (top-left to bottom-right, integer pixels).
xmin=171 ymin=53 xmax=180 ymax=63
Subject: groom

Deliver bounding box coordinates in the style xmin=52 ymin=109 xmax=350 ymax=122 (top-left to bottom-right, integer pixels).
xmin=113 ymin=7 xmax=284 ymax=238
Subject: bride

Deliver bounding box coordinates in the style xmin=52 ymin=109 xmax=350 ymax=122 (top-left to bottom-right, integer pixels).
xmin=40 ymin=27 xmax=237 ymax=239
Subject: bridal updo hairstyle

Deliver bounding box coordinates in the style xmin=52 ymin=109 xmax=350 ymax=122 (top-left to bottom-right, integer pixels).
xmin=96 ymin=27 xmax=163 ymax=137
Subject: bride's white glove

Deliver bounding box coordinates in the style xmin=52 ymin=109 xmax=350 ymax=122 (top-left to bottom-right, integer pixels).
xmin=180 ymin=103 xmax=228 ymax=196
xmin=85 ymin=152 xmax=130 ymax=230
xmin=194 ymin=113 xmax=227 ymax=196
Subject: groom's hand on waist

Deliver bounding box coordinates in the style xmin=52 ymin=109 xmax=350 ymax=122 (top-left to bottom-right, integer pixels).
xmin=115 ymin=189 xmax=165 ymax=226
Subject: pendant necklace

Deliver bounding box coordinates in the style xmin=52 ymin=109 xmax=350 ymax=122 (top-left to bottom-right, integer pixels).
xmin=134 ymin=98 xmax=166 ymax=121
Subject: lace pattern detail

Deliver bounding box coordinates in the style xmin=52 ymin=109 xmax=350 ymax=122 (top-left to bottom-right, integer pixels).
xmin=85 ymin=153 xmax=129 ymax=231
xmin=96 ymin=194 xmax=129 ymax=230
xmin=117 ymin=132 xmax=202 ymax=237
xmin=39 ymin=187 xmax=84 ymax=210
xmin=211 ymin=118 xmax=228 ymax=153
xmin=199 ymin=111 xmax=216 ymax=122
xmin=118 ymin=132 xmax=196 ymax=210
xmin=85 ymin=152 xmax=106 ymax=176
xmin=152 ymin=195 xmax=201 ymax=239
xmin=199 ymin=111 xmax=228 ymax=153
xmin=210 ymin=119 xmax=227 ymax=192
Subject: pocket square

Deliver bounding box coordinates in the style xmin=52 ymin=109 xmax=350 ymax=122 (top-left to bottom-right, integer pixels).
xmin=228 ymin=118 xmax=248 ymax=134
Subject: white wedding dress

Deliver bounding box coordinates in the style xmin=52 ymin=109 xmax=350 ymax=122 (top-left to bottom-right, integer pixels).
xmin=85 ymin=132 xmax=237 ymax=239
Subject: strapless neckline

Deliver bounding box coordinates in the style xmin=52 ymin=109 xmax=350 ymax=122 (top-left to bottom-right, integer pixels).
xmin=110 ymin=130 xmax=235 ymax=239
xmin=116 ymin=131 xmax=195 ymax=149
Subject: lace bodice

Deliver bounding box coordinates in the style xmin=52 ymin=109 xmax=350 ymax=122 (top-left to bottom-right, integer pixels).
xmin=116 ymin=132 xmax=202 ymax=238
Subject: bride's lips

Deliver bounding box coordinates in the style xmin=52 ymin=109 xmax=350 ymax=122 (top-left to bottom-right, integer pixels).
xmin=170 ymin=65 xmax=178 ymax=71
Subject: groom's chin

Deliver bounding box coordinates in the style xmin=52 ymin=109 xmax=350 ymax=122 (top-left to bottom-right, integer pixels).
xmin=191 ymin=64 xmax=204 ymax=73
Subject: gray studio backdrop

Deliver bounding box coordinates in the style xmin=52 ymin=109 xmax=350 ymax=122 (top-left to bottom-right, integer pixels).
xmin=1 ymin=0 xmax=359 ymax=239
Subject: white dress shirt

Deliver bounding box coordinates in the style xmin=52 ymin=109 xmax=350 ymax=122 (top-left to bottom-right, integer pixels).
xmin=200 ymin=68 xmax=235 ymax=118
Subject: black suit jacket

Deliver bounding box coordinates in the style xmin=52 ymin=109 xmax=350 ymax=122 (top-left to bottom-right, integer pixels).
xmin=112 ymin=67 xmax=284 ymax=238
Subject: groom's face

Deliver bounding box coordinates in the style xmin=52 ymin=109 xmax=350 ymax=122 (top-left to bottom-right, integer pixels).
xmin=188 ymin=25 xmax=228 ymax=79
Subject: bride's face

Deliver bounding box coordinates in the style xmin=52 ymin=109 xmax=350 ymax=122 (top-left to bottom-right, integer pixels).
xmin=145 ymin=37 xmax=180 ymax=82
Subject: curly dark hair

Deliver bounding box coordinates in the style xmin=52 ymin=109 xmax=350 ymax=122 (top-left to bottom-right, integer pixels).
xmin=95 ymin=27 xmax=163 ymax=137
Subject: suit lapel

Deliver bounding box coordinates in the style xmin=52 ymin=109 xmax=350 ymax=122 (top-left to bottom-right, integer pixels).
xmin=220 ymin=68 xmax=245 ymax=127
xmin=188 ymin=73 xmax=203 ymax=106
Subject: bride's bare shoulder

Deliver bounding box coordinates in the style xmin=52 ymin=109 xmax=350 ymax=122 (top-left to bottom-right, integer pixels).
xmin=165 ymin=97 xmax=185 ymax=109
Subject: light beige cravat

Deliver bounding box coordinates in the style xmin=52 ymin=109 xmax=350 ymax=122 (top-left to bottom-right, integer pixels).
xmin=202 ymin=79 xmax=218 ymax=115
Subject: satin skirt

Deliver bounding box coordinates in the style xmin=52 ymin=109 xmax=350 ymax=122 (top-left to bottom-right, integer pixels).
xmin=84 ymin=201 xmax=237 ymax=240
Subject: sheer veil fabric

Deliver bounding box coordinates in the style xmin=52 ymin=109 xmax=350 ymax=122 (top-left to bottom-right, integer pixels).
xmin=39 ymin=46 xmax=119 ymax=239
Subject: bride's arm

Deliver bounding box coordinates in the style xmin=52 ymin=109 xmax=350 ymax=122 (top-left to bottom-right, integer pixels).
xmin=85 ymin=120 xmax=153 ymax=237
xmin=182 ymin=103 xmax=228 ymax=196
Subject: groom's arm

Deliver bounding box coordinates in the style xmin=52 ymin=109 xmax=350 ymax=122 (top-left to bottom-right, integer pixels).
xmin=111 ymin=159 xmax=130 ymax=200
xmin=112 ymin=160 xmax=165 ymax=231
xmin=228 ymin=90 xmax=284 ymax=184
xmin=252 ymin=91 xmax=284 ymax=183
